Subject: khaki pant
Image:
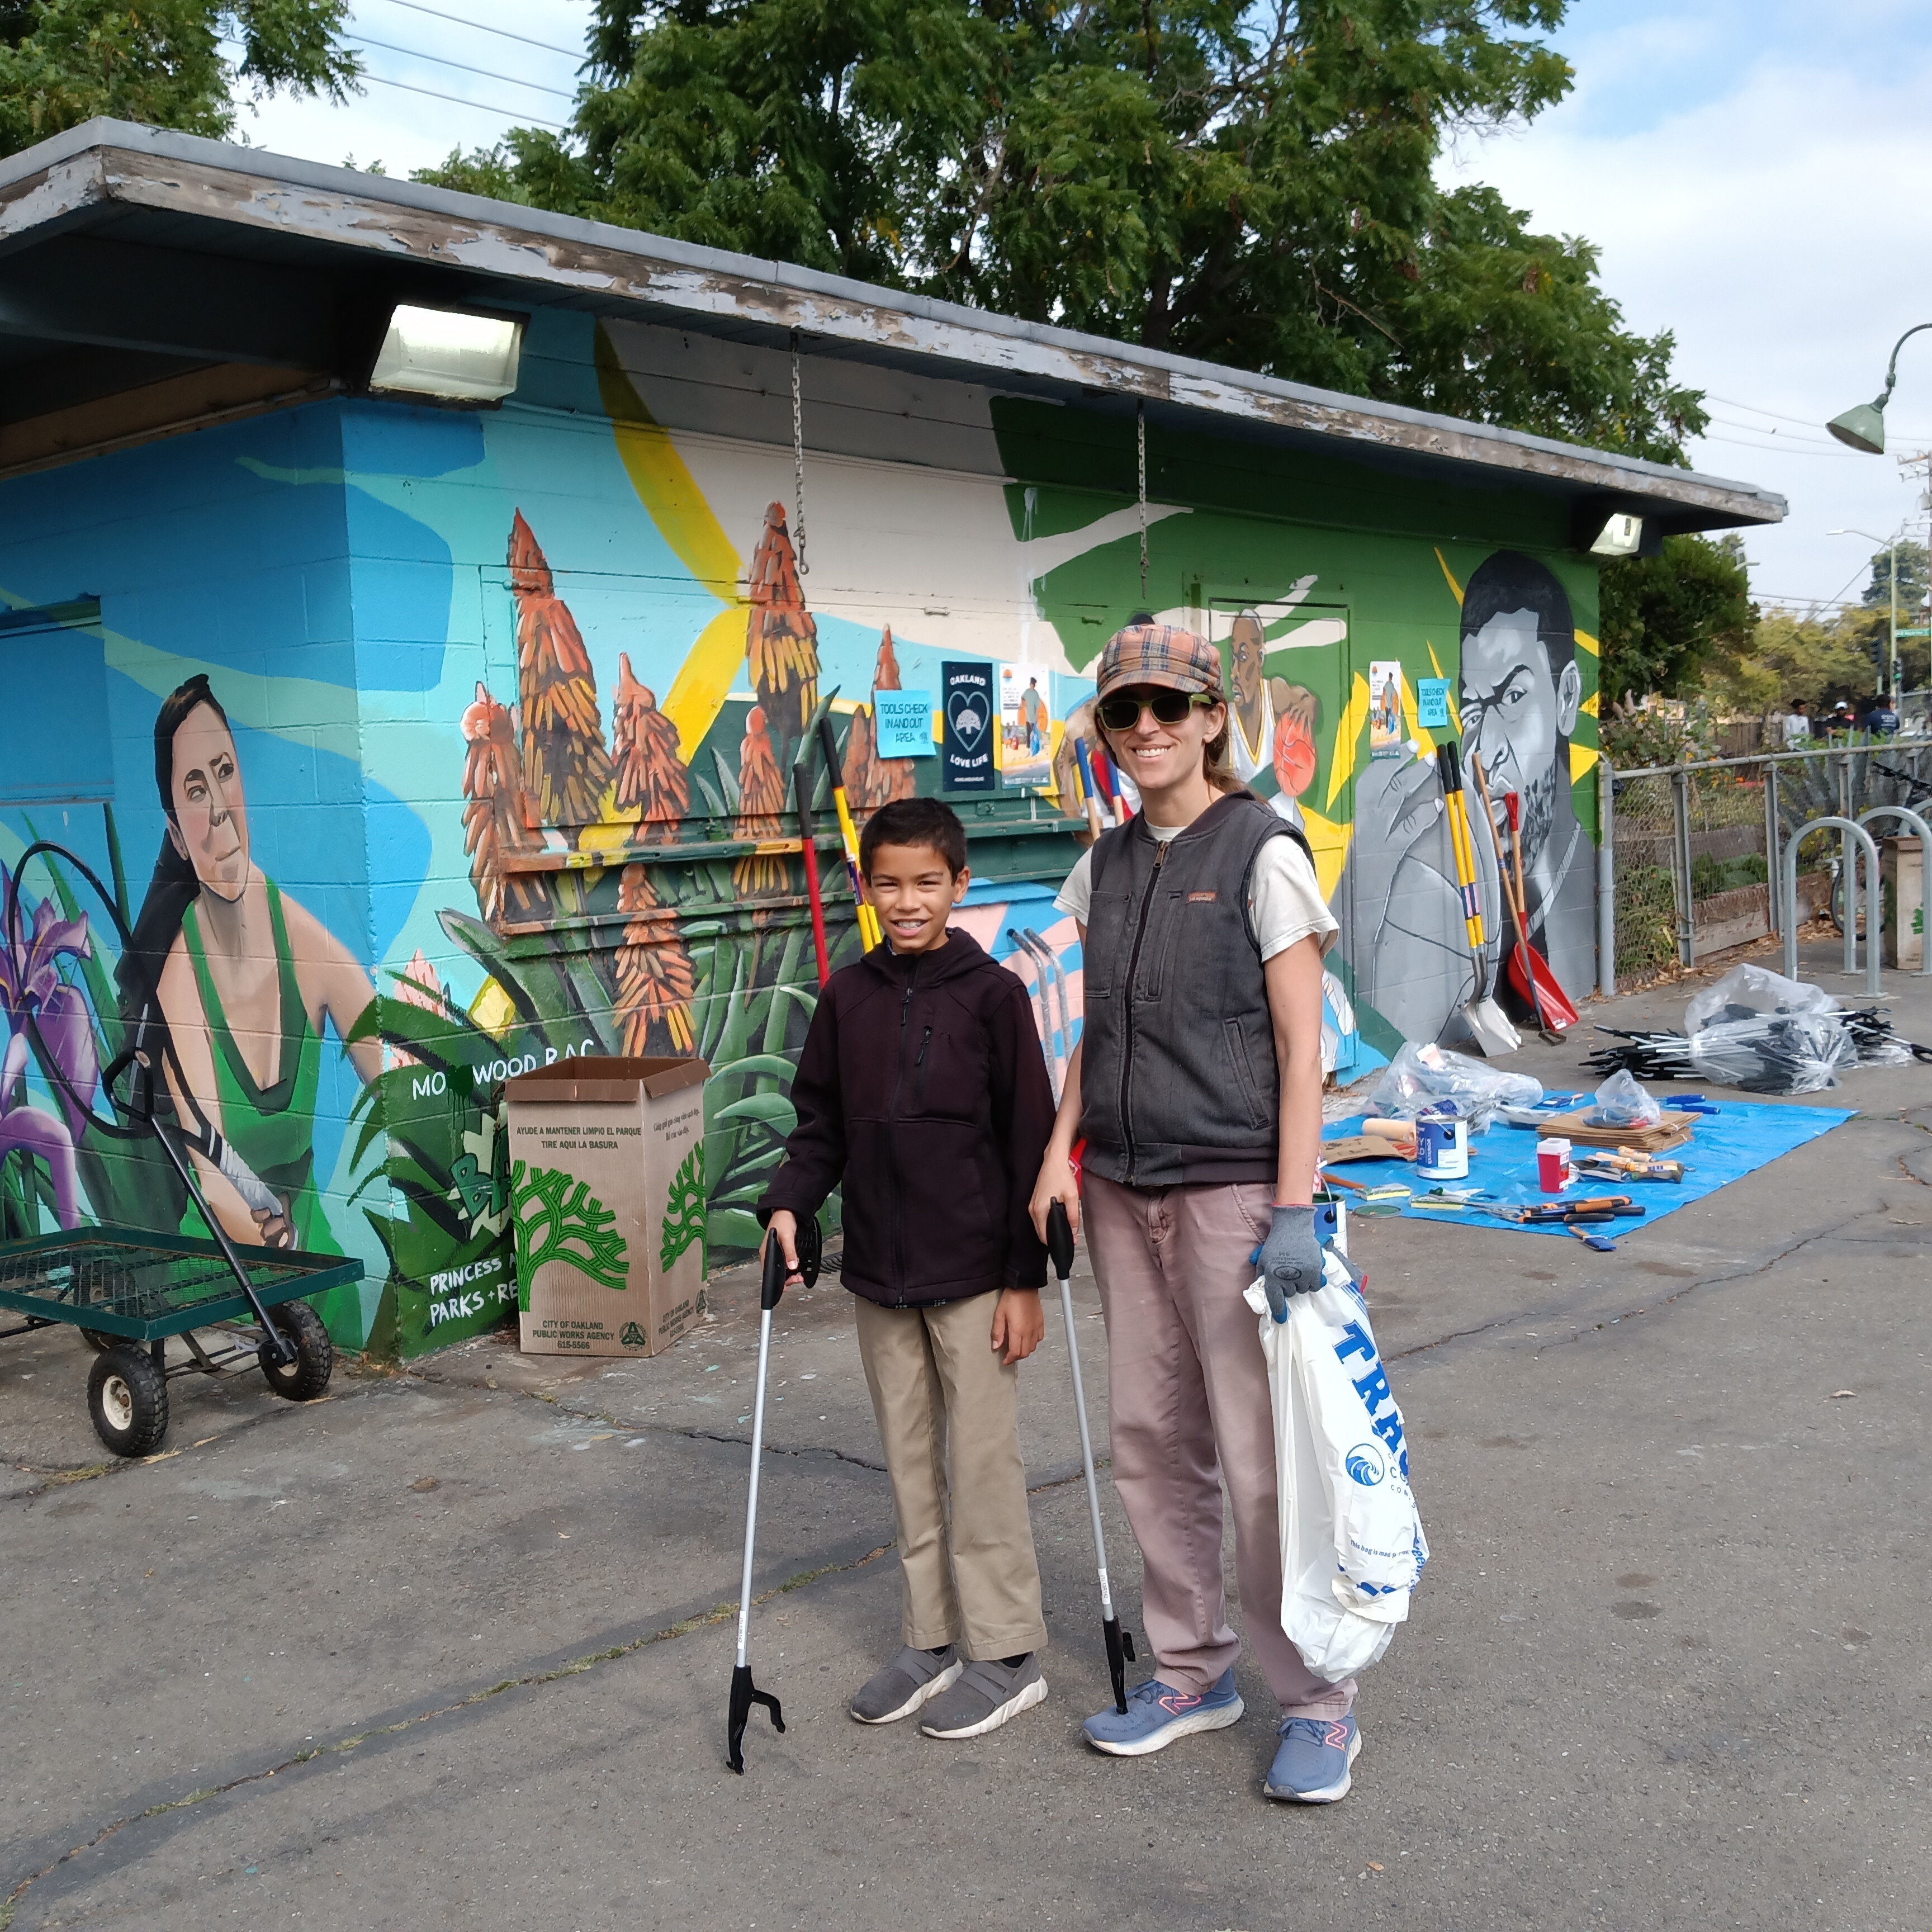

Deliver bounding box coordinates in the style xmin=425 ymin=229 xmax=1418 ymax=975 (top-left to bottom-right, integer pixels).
xmin=854 ymin=1292 xmax=1048 ymax=1660
xmin=1084 ymin=1173 xmax=1355 ymax=1719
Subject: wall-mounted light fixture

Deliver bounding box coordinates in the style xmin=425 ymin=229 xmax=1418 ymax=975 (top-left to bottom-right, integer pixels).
xmin=1589 ymin=512 xmax=1646 ymax=557
xmin=368 ymin=304 xmax=524 ymax=402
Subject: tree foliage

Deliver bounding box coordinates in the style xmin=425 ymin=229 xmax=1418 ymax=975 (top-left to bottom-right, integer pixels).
xmin=418 ymin=0 xmax=1707 ymax=462
xmin=1858 ymin=537 xmax=1928 ymax=614
xmin=1597 ymin=533 xmax=1755 ymax=706
xmin=0 ymin=0 xmax=358 ymax=156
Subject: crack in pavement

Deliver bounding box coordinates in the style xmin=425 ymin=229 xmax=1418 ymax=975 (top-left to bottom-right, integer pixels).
xmin=1388 ymin=1209 xmax=1871 ymax=1367
xmin=0 ymin=1539 xmax=894 ymax=1931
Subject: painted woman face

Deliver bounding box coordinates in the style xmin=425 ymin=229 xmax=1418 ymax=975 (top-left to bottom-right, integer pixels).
xmin=166 ymin=703 xmax=250 ymax=901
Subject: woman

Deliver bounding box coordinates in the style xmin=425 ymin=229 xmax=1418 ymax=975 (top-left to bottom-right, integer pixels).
xmin=1030 ymin=623 xmax=1363 ymax=1805
xmin=122 ymin=676 xmax=380 ymax=1250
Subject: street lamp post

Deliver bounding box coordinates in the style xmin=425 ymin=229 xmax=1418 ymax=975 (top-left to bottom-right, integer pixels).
xmin=1828 ymin=527 xmax=1902 ymax=700
xmin=1827 ymin=323 xmax=1932 ymax=453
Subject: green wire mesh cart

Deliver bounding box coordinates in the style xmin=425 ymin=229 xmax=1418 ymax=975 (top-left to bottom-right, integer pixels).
xmin=0 ymin=1228 xmax=358 ymax=1456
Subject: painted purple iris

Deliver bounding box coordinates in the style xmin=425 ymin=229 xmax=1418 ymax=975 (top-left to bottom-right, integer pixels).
xmin=0 ymin=864 xmax=97 ymax=1228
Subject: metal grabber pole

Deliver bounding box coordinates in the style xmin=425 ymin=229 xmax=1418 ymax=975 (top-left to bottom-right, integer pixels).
xmin=727 ymin=1218 xmax=821 ymax=1773
xmin=1046 ymin=1200 xmax=1135 ymax=1713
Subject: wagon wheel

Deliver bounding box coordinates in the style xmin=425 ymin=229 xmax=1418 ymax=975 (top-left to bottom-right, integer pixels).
xmin=259 ymin=1299 xmax=333 ymax=1401
xmin=87 ymin=1346 xmax=169 ymax=1457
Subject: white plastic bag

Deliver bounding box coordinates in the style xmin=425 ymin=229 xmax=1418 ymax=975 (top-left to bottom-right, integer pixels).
xmin=1247 ymin=1252 xmax=1428 ymax=1683
xmin=1685 ymin=963 xmax=1838 ymax=1035
xmin=1367 ymin=1040 xmax=1542 ymax=1132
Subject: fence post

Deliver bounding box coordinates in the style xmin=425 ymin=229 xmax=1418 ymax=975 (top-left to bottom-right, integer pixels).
xmin=1765 ymin=760 xmax=1782 ymax=936
xmin=1672 ymin=765 xmax=1694 ymax=968
xmin=1597 ymin=757 xmax=1616 ymax=998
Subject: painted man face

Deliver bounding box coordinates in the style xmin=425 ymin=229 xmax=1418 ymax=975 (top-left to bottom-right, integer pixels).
xmin=1229 ymin=613 xmax=1266 ymax=715
xmin=1457 ymin=609 xmax=1581 ymax=868
xmin=166 ymin=702 xmax=251 ymax=902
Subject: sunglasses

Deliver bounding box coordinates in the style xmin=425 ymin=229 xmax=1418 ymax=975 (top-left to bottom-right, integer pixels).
xmin=1095 ymin=689 xmax=1218 ymax=732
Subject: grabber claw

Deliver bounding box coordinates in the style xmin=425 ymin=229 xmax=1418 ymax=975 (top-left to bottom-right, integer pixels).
xmin=726 ymin=1214 xmax=821 ymax=1773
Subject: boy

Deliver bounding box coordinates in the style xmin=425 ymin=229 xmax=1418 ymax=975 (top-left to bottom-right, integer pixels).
xmin=759 ymin=795 xmax=1057 ymax=1739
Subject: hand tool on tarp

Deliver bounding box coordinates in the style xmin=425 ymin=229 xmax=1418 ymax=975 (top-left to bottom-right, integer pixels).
xmin=791 ymin=742 xmax=832 ymax=987
xmin=6 ymin=840 xmax=298 ymax=1363
xmin=727 ymin=1216 xmax=822 ymax=1774
xmin=1434 ymin=744 xmax=1520 ymax=1057
xmin=1502 ymin=787 xmax=1580 ymax=1029
xmin=813 ymin=711 xmax=883 ymax=954
xmin=1047 ymin=1200 xmax=1137 ymax=1713
xmin=1466 ymin=750 xmax=1565 ymax=1043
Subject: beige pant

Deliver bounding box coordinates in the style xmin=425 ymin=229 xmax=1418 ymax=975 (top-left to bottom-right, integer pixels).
xmin=854 ymin=1292 xmax=1048 ymax=1661
xmin=1085 ymin=1173 xmax=1355 ymax=1719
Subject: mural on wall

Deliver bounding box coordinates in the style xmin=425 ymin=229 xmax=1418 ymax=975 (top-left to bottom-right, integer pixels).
xmin=0 ymin=311 xmax=1601 ymax=1363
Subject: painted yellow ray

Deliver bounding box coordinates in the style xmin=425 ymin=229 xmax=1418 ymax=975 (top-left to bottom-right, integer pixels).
xmin=594 ymin=325 xmax=748 ymax=754
xmin=1574 ymin=626 xmax=1600 ymax=658
xmin=1435 ymin=548 xmax=1464 ymax=606
xmin=1571 ymin=742 xmax=1600 ymax=784
xmin=1425 ymin=638 xmax=1463 ymax=732
xmin=1300 ymin=803 xmax=1351 ymax=903
xmin=1326 ymin=671 xmax=1372 ymax=811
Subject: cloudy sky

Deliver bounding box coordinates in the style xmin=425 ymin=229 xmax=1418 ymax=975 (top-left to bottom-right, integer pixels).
xmin=239 ymin=0 xmax=1932 ymax=616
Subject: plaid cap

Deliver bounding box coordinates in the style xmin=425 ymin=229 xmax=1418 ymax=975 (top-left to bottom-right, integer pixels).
xmin=1095 ymin=623 xmax=1224 ymax=700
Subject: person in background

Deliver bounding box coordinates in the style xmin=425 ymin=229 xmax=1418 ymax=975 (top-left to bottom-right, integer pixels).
xmin=1863 ymin=692 xmax=1900 ymax=737
xmin=1781 ymin=699 xmax=1811 ymax=749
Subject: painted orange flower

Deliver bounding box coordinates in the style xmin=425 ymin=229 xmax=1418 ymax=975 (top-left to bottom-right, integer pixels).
xmin=844 ymin=626 xmax=919 ymax=812
xmin=732 ymin=705 xmax=789 ymax=898
xmin=461 ymin=679 xmax=546 ymax=924
xmin=509 ymin=509 xmax=610 ymax=828
xmin=612 ymin=651 xmax=689 ymax=831
xmin=615 ymin=864 xmax=695 ymax=1055
xmin=745 ymin=501 xmax=818 ymax=774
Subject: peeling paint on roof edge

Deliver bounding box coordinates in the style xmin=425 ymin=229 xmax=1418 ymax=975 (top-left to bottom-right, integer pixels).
xmin=0 ymin=118 xmax=1784 ymax=528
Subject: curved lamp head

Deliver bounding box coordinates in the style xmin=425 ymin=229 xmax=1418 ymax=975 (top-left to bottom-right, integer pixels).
xmin=1827 ymin=396 xmax=1889 ymax=454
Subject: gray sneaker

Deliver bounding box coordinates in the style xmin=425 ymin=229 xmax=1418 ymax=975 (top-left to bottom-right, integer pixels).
xmin=850 ymin=1645 xmax=963 ymax=1725
xmin=918 ymin=1654 xmax=1048 ymax=1740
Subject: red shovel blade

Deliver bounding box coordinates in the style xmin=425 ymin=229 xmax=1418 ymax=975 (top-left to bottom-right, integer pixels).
xmin=1508 ymin=942 xmax=1580 ymax=1029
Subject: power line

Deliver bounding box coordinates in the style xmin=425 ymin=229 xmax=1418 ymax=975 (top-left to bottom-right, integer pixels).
xmin=366 ymin=0 xmax=585 ymax=60
xmin=354 ymin=67 xmax=568 ymax=127
xmin=1703 ymin=391 xmax=1932 ymax=446
xmin=352 ymin=32 xmax=576 ymax=97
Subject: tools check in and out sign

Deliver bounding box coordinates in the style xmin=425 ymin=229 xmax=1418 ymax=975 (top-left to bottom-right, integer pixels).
xmin=942 ymin=660 xmax=996 ymax=793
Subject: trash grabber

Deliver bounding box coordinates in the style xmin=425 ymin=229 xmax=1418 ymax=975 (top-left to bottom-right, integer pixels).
xmin=728 ymin=1216 xmax=821 ymax=1773
xmin=1046 ymin=1200 xmax=1135 ymax=1713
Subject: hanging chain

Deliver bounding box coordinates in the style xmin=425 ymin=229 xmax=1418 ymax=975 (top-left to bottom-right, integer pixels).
xmin=790 ymin=330 xmax=808 ymax=577
xmin=1137 ymin=400 xmax=1148 ymax=605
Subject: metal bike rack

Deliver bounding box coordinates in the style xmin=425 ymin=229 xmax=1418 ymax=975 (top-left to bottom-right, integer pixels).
xmin=1856 ymin=805 xmax=1932 ymax=978
xmin=1783 ymin=816 xmax=1882 ymax=996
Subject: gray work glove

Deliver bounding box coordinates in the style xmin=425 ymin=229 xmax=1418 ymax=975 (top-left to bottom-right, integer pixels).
xmin=1254 ymin=1204 xmax=1324 ymax=1322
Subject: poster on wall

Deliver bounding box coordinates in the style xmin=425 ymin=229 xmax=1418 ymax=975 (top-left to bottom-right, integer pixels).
xmin=942 ymin=660 xmax=996 ymax=792
xmin=1368 ymin=660 xmax=1406 ymax=758
xmin=873 ymin=688 xmax=934 ymax=759
xmin=998 ymin=663 xmax=1052 ymax=789
xmin=1417 ymin=677 xmax=1451 ymax=730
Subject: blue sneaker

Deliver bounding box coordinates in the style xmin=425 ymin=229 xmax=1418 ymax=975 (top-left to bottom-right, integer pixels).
xmin=1265 ymin=1713 xmax=1361 ymax=1802
xmin=1082 ymin=1669 xmax=1244 ymax=1756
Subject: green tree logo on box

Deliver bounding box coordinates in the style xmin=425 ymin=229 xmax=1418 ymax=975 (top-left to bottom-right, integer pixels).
xmin=512 ymin=1160 xmax=629 ymax=1303
xmin=660 ymin=1143 xmax=707 ymax=1272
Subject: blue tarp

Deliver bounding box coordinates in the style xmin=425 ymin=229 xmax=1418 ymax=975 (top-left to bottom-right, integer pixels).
xmin=1323 ymin=1101 xmax=1856 ymax=1239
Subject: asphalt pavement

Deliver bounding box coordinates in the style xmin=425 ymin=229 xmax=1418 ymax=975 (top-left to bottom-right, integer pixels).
xmin=3 ymin=938 xmax=1929 ymax=1931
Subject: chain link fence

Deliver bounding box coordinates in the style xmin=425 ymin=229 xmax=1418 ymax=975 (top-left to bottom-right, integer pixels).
xmin=1602 ymin=738 xmax=1932 ymax=992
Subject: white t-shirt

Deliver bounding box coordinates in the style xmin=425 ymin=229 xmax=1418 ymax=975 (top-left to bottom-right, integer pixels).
xmin=1055 ymin=818 xmax=1338 ymax=962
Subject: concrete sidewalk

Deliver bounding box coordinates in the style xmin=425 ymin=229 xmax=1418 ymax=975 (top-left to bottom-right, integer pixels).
xmin=3 ymin=940 xmax=1929 ymax=1931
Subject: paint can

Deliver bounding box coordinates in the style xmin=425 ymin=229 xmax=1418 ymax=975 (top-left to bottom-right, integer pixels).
xmin=1415 ymin=1105 xmax=1469 ymax=1181
xmin=1537 ymin=1138 xmax=1573 ymax=1194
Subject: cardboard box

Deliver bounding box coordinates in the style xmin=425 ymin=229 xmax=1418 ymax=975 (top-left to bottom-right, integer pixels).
xmin=505 ymin=1056 xmax=709 ymax=1357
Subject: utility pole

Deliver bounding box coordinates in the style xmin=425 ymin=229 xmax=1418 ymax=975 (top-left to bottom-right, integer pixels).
xmin=1898 ymin=451 xmax=1931 ymax=698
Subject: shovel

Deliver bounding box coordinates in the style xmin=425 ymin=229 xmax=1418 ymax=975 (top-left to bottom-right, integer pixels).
xmin=1046 ymin=1201 xmax=1136 ymax=1713
xmin=727 ymin=1216 xmax=822 ymax=1773
xmin=1435 ymin=744 xmax=1519 ymax=1057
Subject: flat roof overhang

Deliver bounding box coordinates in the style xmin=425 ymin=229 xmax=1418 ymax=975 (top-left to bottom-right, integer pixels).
xmin=0 ymin=119 xmax=1784 ymax=537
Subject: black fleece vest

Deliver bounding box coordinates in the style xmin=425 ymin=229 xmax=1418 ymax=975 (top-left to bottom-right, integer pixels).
xmin=1079 ymin=792 xmax=1313 ymax=1189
